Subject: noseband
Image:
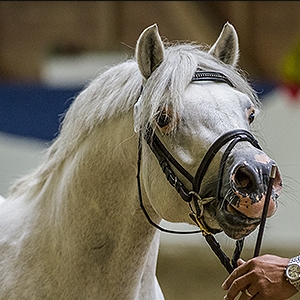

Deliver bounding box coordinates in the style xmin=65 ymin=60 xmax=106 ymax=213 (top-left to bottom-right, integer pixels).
xmin=136 ymin=70 xmax=264 ymax=273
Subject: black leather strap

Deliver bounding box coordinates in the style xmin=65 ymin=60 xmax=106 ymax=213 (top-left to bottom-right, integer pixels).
xmin=192 ymin=70 xmax=234 ymax=87
xmin=193 ymin=129 xmax=261 ymax=196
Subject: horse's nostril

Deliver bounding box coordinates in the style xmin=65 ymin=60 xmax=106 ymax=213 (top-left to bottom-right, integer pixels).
xmin=232 ymin=165 xmax=258 ymax=194
xmin=236 ymin=171 xmax=251 ymax=188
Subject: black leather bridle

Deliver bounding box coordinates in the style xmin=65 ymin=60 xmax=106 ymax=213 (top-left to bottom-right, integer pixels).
xmin=136 ymin=70 xmax=266 ymax=273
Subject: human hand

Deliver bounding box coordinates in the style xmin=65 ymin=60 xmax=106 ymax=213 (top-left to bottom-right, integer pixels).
xmin=222 ymin=255 xmax=298 ymax=299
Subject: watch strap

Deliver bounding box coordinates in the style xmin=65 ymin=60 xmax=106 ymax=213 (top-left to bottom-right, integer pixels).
xmin=289 ymin=256 xmax=300 ymax=265
xmin=287 ymin=255 xmax=300 ymax=291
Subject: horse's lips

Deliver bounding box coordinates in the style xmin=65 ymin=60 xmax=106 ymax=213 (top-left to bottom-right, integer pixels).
xmin=214 ymin=200 xmax=261 ymax=239
xmin=200 ymin=198 xmax=260 ymax=239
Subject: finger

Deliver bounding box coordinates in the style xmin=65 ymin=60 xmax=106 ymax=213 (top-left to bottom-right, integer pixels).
xmin=238 ymin=288 xmax=256 ymax=300
xmin=224 ymin=274 xmax=253 ymax=300
xmin=222 ymin=263 xmax=249 ymax=290
xmin=237 ymin=258 xmax=245 ymax=266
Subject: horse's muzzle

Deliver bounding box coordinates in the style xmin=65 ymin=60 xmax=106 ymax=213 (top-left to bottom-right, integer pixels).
xmin=229 ymin=159 xmax=282 ymax=219
xmin=213 ymin=158 xmax=282 ymax=239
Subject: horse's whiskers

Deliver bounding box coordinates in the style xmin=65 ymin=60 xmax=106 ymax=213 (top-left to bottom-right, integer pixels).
xmin=222 ymin=188 xmax=236 ymax=209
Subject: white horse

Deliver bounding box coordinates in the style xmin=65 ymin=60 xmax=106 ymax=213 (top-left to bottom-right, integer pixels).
xmin=0 ymin=23 xmax=282 ymax=299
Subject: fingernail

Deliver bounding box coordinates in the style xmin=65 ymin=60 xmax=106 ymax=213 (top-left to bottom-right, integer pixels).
xmin=222 ymin=283 xmax=227 ymax=290
xmin=223 ymin=296 xmax=228 ymax=300
xmin=238 ymin=258 xmax=245 ymax=265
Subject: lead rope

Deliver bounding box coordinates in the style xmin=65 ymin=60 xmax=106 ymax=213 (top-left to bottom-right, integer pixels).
xmin=253 ymin=164 xmax=277 ymax=257
xmin=189 ymin=212 xmax=243 ymax=274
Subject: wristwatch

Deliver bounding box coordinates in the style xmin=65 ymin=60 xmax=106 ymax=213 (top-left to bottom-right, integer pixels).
xmin=285 ymin=255 xmax=300 ymax=291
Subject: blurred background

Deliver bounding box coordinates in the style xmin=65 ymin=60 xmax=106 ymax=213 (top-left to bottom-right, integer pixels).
xmin=0 ymin=1 xmax=300 ymax=299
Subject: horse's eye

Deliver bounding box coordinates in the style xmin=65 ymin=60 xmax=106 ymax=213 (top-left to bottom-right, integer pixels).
xmin=248 ymin=111 xmax=255 ymax=124
xmin=156 ymin=113 xmax=172 ymax=128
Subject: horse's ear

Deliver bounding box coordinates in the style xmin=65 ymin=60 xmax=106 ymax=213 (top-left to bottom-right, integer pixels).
xmin=208 ymin=22 xmax=239 ymax=66
xmin=136 ymin=24 xmax=165 ymax=79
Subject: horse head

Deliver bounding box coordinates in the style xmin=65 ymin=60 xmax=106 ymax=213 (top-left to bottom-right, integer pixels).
xmin=134 ymin=23 xmax=282 ymax=240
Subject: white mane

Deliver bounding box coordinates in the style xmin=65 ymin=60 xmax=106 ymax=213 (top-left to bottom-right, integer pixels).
xmin=9 ymin=60 xmax=142 ymax=197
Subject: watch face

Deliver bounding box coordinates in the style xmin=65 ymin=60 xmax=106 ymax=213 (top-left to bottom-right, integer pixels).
xmin=287 ymin=264 xmax=300 ymax=281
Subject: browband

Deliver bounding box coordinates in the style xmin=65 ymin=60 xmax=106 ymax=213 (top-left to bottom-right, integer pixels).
xmin=192 ymin=70 xmax=234 ymax=87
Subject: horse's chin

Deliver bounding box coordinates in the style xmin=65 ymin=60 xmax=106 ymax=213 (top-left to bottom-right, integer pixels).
xmin=203 ymin=200 xmax=261 ymax=240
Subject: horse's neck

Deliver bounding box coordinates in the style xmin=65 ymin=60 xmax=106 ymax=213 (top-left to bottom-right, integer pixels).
xmin=0 ymin=115 xmax=163 ymax=299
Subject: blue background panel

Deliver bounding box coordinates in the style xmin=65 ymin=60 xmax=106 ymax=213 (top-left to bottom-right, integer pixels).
xmin=0 ymin=83 xmax=80 ymax=141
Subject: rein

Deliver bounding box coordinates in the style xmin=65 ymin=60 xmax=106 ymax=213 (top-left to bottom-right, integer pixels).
xmin=136 ymin=70 xmax=270 ymax=274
